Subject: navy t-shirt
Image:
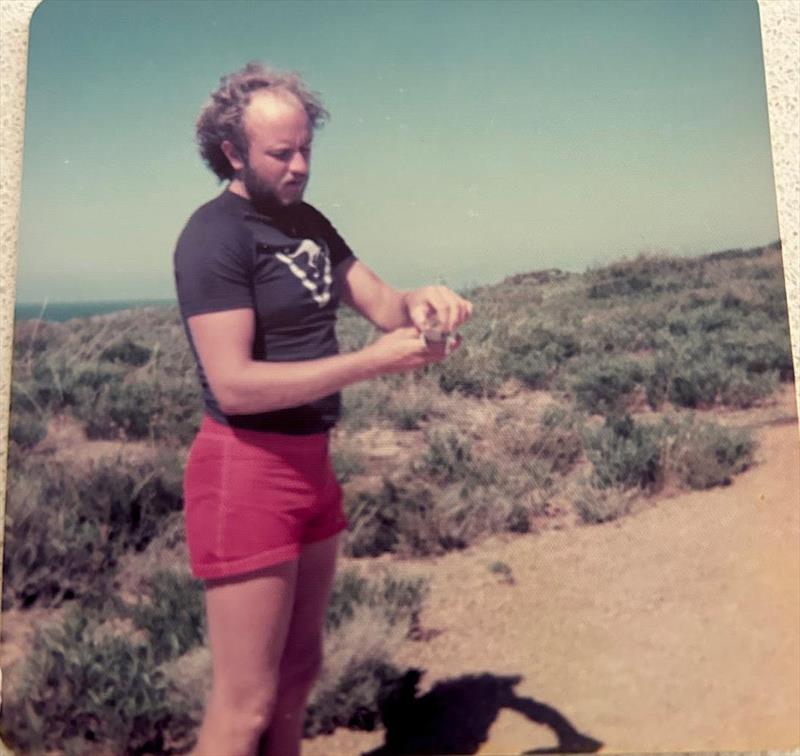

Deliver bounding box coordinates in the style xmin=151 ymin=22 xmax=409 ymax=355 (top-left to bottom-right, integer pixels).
xmin=173 ymin=190 xmax=356 ymax=434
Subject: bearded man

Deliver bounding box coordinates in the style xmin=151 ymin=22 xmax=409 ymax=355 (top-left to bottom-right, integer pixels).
xmin=173 ymin=62 xmax=471 ymax=756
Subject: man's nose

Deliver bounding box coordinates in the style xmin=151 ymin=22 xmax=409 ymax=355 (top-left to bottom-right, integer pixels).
xmin=288 ymin=151 xmax=309 ymax=176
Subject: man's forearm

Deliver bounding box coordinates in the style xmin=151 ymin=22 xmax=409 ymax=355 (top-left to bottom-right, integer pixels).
xmin=371 ymin=289 xmax=414 ymax=331
xmin=214 ymin=349 xmax=379 ymax=415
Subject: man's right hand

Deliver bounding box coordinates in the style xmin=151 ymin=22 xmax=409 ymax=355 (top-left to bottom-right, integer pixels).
xmin=364 ymin=326 xmax=458 ymax=375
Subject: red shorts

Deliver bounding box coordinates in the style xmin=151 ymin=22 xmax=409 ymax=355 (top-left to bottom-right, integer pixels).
xmin=183 ymin=415 xmax=348 ymax=581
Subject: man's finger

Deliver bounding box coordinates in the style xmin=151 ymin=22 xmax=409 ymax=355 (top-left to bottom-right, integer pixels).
xmin=409 ymin=303 xmax=433 ymax=331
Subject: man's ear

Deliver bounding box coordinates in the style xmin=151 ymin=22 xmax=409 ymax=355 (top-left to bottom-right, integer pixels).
xmin=221 ymin=140 xmax=245 ymax=172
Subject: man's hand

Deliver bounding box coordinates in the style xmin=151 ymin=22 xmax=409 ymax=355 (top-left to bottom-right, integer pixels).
xmin=404 ymin=286 xmax=473 ymax=336
xmin=363 ymin=326 xmax=456 ymax=375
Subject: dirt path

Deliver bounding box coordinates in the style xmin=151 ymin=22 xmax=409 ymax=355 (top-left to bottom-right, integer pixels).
xmin=304 ymin=415 xmax=800 ymax=755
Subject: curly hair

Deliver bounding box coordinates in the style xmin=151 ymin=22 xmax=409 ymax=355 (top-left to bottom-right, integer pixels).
xmin=196 ymin=62 xmax=329 ymax=181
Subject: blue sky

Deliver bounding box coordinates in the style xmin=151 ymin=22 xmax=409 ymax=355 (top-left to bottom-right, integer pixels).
xmin=15 ymin=0 xmax=779 ymax=302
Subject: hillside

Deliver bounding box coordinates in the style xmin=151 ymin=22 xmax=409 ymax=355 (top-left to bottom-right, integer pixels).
xmin=1 ymin=242 xmax=797 ymax=754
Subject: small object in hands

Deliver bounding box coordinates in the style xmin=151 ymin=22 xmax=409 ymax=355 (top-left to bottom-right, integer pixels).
xmin=422 ymin=317 xmax=462 ymax=356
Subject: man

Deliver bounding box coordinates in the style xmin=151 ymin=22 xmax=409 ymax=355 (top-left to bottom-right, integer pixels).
xmin=174 ymin=62 xmax=471 ymax=756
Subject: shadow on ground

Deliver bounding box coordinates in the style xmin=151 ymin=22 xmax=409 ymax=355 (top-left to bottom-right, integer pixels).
xmin=362 ymin=670 xmax=603 ymax=755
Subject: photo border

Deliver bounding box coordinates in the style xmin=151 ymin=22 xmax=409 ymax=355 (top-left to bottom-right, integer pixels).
xmin=0 ymin=2 xmax=797 ymax=754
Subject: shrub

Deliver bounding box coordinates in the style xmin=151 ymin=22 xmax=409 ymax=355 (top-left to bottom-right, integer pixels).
xmin=3 ymin=455 xmax=184 ymax=609
xmin=305 ymin=653 xmax=406 ymax=737
xmin=325 ymin=569 xmax=428 ymax=635
xmin=505 ymin=503 xmax=531 ymax=533
xmin=100 ymin=338 xmax=152 ymax=366
xmin=344 ymin=480 xmax=407 ymax=558
xmin=435 ymin=343 xmax=504 ymax=398
xmin=84 ymin=380 xmax=159 ymax=438
xmin=497 ymin=327 xmax=579 ymax=388
xmin=720 ymin=330 xmax=794 ymax=381
xmin=540 ymin=404 xmax=575 ymax=429
xmin=385 ymin=392 xmax=434 ymax=430
xmin=306 ymin=579 xmax=422 ymax=738
xmin=573 ymin=481 xmax=635 ymax=524
xmin=531 ymin=426 xmax=583 ymax=475
xmin=74 ymin=378 xmax=202 ymax=444
xmin=643 ymin=356 xmax=672 ymax=410
xmin=719 ymin=368 xmax=779 ymax=408
xmin=488 ymin=561 xmax=514 ymax=581
xmin=330 ymin=443 xmax=366 ymax=483
xmin=586 ymin=255 xmax=687 ymax=300
xmin=130 ymin=571 xmax=206 ymax=664
xmin=0 ymin=610 xmax=195 ymax=755
xmin=586 ymin=414 xmax=661 ymax=490
xmin=571 ymin=358 xmax=644 ymax=415
xmin=668 ymin=360 xmax=722 ymax=408
xmin=661 ymin=417 xmax=754 ymax=489
xmin=8 ymin=410 xmax=48 ymax=449
xmin=340 ymin=380 xmax=394 ymax=429
xmin=343 ymin=477 xmax=486 ymax=558
xmin=417 ymin=426 xmax=497 ymax=486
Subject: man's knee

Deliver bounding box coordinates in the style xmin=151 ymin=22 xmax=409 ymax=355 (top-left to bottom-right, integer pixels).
xmin=214 ymin=685 xmax=278 ymax=733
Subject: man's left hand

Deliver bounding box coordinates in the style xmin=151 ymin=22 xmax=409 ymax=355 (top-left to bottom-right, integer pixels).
xmin=404 ymin=285 xmax=473 ymax=335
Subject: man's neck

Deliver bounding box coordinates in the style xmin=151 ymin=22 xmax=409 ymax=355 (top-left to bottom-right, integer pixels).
xmin=227 ymin=179 xmax=249 ymax=200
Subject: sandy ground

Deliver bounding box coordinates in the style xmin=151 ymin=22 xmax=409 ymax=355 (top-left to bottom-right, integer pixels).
xmin=304 ymin=414 xmax=800 ymax=755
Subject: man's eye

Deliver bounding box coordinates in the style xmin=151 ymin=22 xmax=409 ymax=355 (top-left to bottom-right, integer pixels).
xmin=270 ymin=151 xmax=292 ymax=161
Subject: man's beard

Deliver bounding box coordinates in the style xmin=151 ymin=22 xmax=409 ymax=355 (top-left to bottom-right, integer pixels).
xmin=241 ymin=162 xmax=302 ymax=215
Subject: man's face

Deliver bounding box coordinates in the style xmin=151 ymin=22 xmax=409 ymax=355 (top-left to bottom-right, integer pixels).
xmin=235 ymin=90 xmax=312 ymax=211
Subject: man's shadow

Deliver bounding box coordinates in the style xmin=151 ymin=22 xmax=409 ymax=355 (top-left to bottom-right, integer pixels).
xmin=363 ymin=670 xmax=603 ymax=756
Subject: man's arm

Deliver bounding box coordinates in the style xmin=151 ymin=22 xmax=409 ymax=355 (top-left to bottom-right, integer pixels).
xmin=188 ymin=308 xmax=442 ymax=415
xmin=340 ymin=259 xmax=473 ymax=334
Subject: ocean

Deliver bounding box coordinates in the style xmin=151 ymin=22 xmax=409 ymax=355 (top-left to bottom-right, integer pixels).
xmin=13 ymin=299 xmax=177 ymax=323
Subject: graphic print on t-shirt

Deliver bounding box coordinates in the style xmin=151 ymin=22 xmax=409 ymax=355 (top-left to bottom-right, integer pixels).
xmin=275 ymin=238 xmax=333 ymax=307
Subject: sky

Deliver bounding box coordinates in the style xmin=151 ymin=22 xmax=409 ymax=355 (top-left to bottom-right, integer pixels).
xmin=15 ymin=0 xmax=780 ymax=303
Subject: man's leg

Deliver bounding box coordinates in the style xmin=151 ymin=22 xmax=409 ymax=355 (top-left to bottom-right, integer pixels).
xmin=191 ymin=559 xmax=299 ymax=756
xmin=261 ymin=533 xmax=341 ymax=756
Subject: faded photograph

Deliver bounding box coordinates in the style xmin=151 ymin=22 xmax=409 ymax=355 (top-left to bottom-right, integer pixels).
xmin=1 ymin=1 xmax=797 ymax=755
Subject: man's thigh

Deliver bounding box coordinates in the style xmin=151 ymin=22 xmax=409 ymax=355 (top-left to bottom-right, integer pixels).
xmin=281 ymin=533 xmax=341 ymax=662
xmin=204 ymin=560 xmax=300 ymax=698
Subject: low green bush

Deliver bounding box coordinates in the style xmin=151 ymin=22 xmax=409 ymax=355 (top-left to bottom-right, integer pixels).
xmin=331 ymin=444 xmax=366 ymax=483
xmin=344 ymin=478 xmax=468 ymax=558
xmin=571 ymin=357 xmax=644 ymax=415
xmin=586 ymin=255 xmax=688 ymax=300
xmin=667 ymin=359 xmax=723 ymax=408
xmin=719 ymin=329 xmax=794 ymax=381
xmin=325 ymin=569 xmax=428 ymax=635
xmin=573 ymin=481 xmax=635 ymax=524
xmin=340 ymin=380 xmax=394 ymax=430
xmin=305 ymin=656 xmax=407 ymax=738
xmin=2 ymin=454 xmax=184 ymax=609
xmin=0 ymin=610 xmax=195 ymax=755
xmin=130 ymin=571 xmax=206 ymax=664
xmin=531 ymin=426 xmax=582 ymax=474
xmin=8 ymin=409 xmax=48 ymax=449
xmin=719 ymin=368 xmax=779 ymax=408
xmin=436 ymin=343 xmax=505 ymax=398
xmin=416 ymin=426 xmax=497 ymax=486
xmin=100 ymin=338 xmax=152 ymax=366
xmin=661 ymin=417 xmax=754 ymax=489
xmin=385 ymin=392 xmax=434 ymax=430
xmin=586 ymin=414 xmax=661 ymax=490
xmin=344 ymin=476 xmax=498 ymax=558
xmin=305 ymin=570 xmax=427 ymax=738
xmin=643 ymin=355 xmax=673 ymax=410
xmin=74 ymin=377 xmax=202 ymax=444
xmin=497 ymin=326 xmax=580 ymax=388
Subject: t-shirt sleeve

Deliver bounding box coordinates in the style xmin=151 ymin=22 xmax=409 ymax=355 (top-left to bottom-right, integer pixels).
xmin=304 ymin=205 xmax=356 ymax=268
xmin=174 ymin=220 xmax=254 ymax=318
